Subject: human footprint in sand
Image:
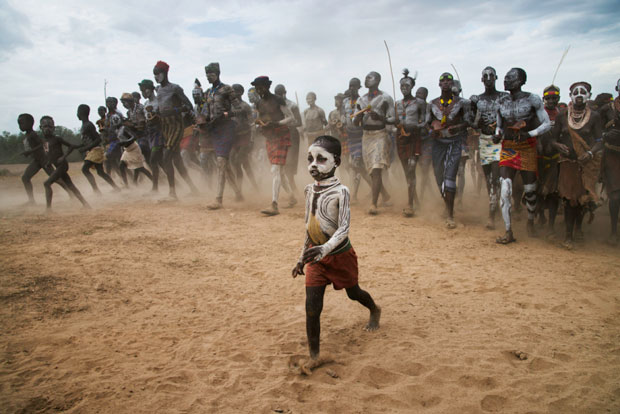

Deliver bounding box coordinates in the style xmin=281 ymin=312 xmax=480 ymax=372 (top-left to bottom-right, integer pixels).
xmin=292 ymin=135 xmax=381 ymax=375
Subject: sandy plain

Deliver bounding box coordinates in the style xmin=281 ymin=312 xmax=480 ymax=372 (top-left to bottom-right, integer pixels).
xmin=0 ymin=161 xmax=619 ymax=413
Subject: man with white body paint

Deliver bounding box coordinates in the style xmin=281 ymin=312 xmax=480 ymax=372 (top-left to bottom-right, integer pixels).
xmin=292 ymin=135 xmax=381 ymax=376
xmin=494 ymin=68 xmax=551 ymax=243
xmin=353 ymin=71 xmax=395 ymax=215
xmin=470 ymin=66 xmax=508 ymax=229
xmin=395 ymin=69 xmax=427 ymax=217
xmin=252 ymin=76 xmax=297 ymax=216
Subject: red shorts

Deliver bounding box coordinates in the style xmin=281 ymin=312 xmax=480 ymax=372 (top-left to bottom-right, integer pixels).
xmin=305 ymin=247 xmax=359 ymax=290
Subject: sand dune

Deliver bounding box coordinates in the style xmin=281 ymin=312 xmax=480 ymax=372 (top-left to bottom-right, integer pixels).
xmin=1 ymin=163 xmax=619 ymax=413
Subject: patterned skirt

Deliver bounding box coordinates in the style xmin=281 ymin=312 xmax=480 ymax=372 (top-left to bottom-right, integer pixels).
xmin=479 ymin=133 xmax=501 ymax=165
xmin=160 ymin=114 xmax=184 ymax=150
xmin=263 ymin=125 xmax=291 ymax=165
xmin=500 ymin=137 xmax=537 ymax=172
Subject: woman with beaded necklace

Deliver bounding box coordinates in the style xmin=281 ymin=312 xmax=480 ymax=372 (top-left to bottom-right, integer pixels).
xmin=551 ymin=82 xmax=603 ymax=249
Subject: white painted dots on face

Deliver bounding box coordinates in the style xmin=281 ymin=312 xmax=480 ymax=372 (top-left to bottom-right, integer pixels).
xmin=308 ymin=144 xmax=336 ymax=177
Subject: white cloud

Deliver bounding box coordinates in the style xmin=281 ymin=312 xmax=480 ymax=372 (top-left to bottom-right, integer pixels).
xmin=0 ymin=0 xmax=619 ymax=133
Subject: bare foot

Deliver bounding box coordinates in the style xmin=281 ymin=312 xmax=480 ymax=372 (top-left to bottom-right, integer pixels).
xmin=496 ymin=230 xmax=516 ymax=244
xmin=261 ymin=202 xmax=279 ymax=216
xmin=445 ymin=218 xmax=456 ymax=229
xmin=527 ymin=220 xmax=537 ymax=237
xmin=561 ymin=238 xmax=574 ymax=250
xmin=402 ymin=207 xmax=414 ymax=218
xmin=285 ymin=197 xmax=297 ymax=208
xmin=207 ymin=201 xmax=223 ymax=210
xmin=485 ymin=218 xmax=495 ymax=230
xmin=364 ymin=306 xmax=381 ymax=331
xmin=300 ymin=356 xmax=333 ymax=376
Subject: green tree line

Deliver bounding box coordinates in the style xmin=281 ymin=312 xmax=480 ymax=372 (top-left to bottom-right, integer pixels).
xmin=0 ymin=127 xmax=84 ymax=164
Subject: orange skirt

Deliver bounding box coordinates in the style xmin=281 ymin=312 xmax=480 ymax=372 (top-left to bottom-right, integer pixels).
xmin=500 ymin=137 xmax=538 ymax=173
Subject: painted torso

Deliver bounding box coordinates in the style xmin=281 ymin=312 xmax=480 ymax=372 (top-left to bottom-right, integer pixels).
xmin=205 ymin=82 xmax=237 ymax=123
xmin=357 ymin=90 xmax=395 ymax=129
xmin=429 ymin=95 xmax=467 ymax=126
xmin=343 ymin=97 xmax=362 ymax=134
xmin=476 ymin=91 xmax=508 ymax=134
xmin=497 ymin=92 xmax=543 ymax=138
xmin=304 ymin=177 xmax=351 ymax=253
xmin=156 ymin=82 xmax=192 ymax=114
xmin=396 ymin=97 xmax=426 ymax=132
xmin=105 ymin=109 xmax=125 ymax=141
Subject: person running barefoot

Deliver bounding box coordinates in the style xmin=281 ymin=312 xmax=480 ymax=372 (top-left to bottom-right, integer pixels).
xmin=292 ymin=135 xmax=381 ymax=375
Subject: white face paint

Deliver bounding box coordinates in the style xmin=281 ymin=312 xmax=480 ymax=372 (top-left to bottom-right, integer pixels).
xmin=307 ymin=144 xmax=336 ymax=180
xmin=570 ymin=85 xmax=590 ymax=105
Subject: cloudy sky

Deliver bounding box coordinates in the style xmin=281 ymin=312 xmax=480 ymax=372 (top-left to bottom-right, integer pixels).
xmin=1 ymin=0 xmax=619 ymax=133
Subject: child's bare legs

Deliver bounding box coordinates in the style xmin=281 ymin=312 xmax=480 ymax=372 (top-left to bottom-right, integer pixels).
xmin=305 ymin=283 xmax=381 ymax=363
xmin=305 ymin=285 xmax=326 ymax=360
xmin=346 ymin=284 xmax=381 ymax=331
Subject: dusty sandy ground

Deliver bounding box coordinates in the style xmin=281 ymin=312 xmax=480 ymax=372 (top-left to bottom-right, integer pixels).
xmin=1 ymin=162 xmax=619 ymax=413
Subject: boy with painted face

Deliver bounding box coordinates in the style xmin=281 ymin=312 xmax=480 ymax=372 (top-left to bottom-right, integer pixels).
xmin=292 ymin=135 xmax=381 ymax=375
